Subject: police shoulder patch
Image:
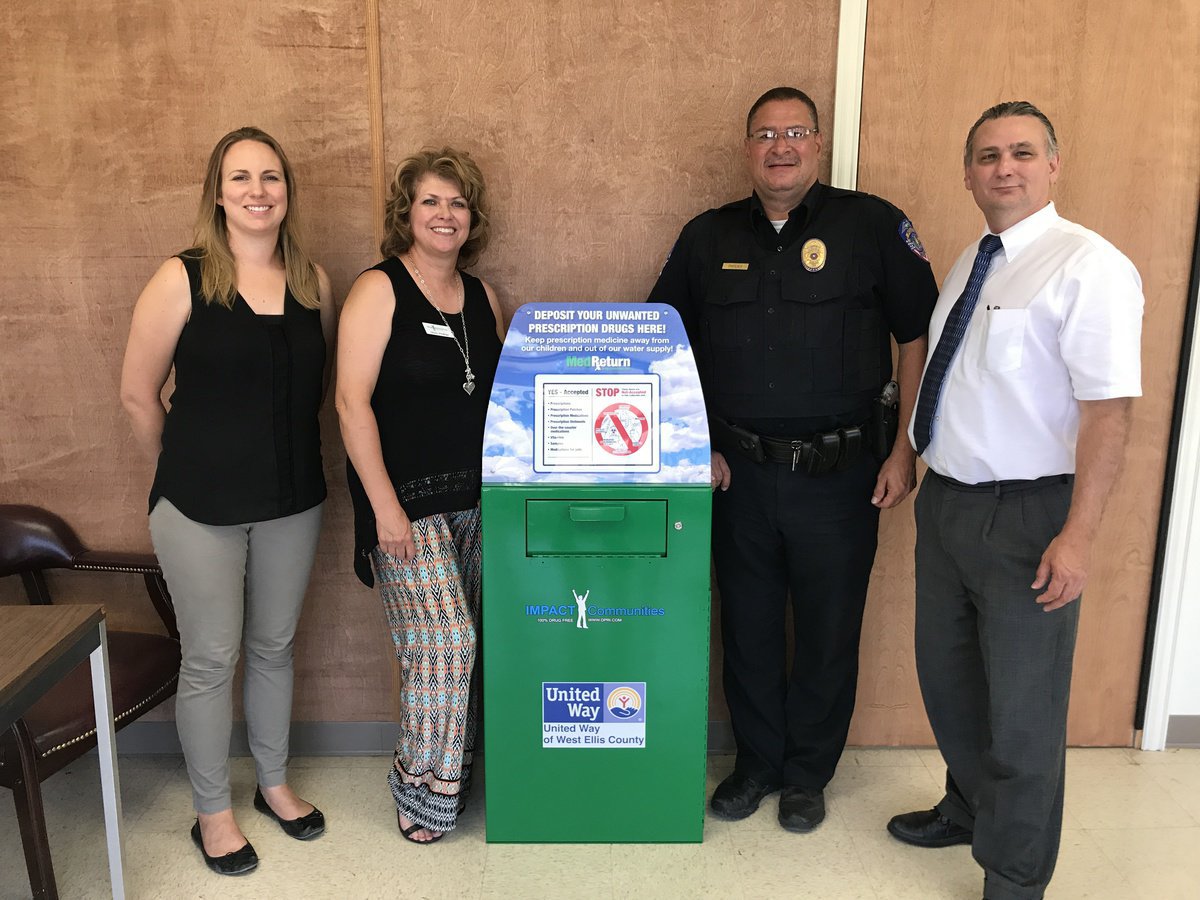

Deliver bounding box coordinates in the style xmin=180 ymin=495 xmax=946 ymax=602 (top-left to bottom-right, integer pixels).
xmin=899 ymin=218 xmax=928 ymax=261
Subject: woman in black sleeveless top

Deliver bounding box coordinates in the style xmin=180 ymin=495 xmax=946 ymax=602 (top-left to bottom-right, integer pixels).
xmin=336 ymin=147 xmax=505 ymax=843
xmin=120 ymin=128 xmax=334 ymax=875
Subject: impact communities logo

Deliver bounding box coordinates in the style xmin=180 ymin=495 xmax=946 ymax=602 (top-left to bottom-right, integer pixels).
xmin=524 ymin=589 xmax=666 ymax=628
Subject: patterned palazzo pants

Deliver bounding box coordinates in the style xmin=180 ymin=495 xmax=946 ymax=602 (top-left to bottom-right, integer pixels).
xmin=371 ymin=507 xmax=481 ymax=833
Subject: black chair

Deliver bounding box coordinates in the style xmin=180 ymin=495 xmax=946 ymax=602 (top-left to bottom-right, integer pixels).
xmin=0 ymin=504 xmax=181 ymax=899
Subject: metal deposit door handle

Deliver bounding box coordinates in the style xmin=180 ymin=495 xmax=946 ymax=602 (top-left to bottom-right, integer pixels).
xmin=568 ymin=504 xmax=626 ymax=523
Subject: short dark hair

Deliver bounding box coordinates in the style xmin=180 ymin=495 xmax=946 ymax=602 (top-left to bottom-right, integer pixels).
xmin=746 ymin=87 xmax=819 ymax=136
xmin=964 ymin=101 xmax=1058 ymax=165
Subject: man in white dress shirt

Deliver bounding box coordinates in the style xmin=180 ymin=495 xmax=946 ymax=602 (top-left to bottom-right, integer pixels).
xmin=886 ymin=102 xmax=1143 ymax=900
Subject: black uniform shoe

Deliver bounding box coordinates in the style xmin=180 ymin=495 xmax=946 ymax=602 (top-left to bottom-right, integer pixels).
xmin=887 ymin=808 xmax=972 ymax=847
xmin=191 ymin=820 xmax=258 ymax=876
xmin=778 ymin=786 xmax=825 ymax=832
xmin=254 ymin=787 xmax=326 ymax=840
xmin=710 ymin=772 xmax=781 ymax=820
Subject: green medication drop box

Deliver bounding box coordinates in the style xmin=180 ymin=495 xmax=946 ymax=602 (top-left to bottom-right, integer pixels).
xmin=481 ymin=302 xmax=712 ymax=842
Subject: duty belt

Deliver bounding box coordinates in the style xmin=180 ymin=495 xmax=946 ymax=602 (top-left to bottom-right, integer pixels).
xmin=712 ymin=417 xmax=867 ymax=475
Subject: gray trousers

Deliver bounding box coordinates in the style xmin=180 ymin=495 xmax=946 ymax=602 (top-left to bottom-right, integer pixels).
xmin=149 ymin=498 xmax=323 ymax=814
xmin=914 ymin=472 xmax=1079 ymax=900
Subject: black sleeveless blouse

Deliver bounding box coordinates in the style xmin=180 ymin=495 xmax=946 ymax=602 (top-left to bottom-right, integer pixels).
xmin=149 ymin=251 xmax=327 ymax=524
xmin=346 ymin=257 xmax=501 ymax=586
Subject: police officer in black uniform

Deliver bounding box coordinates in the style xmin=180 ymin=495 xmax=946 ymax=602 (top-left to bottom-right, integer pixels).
xmin=649 ymin=87 xmax=937 ymax=832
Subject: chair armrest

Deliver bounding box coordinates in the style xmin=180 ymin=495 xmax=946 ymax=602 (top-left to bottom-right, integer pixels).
xmin=70 ymin=550 xmax=161 ymax=574
xmin=0 ymin=505 xmax=180 ymax=640
xmin=70 ymin=552 xmax=179 ymax=641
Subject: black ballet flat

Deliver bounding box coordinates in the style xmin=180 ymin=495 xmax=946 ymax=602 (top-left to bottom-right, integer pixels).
xmin=190 ymin=820 xmax=258 ymax=876
xmin=254 ymin=787 xmax=326 ymax=840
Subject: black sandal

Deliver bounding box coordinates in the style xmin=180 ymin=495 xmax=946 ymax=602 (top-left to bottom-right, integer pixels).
xmin=397 ymin=810 xmax=444 ymax=844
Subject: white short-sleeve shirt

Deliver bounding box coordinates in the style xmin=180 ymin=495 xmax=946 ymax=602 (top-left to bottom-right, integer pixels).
xmin=909 ymin=203 xmax=1143 ymax=483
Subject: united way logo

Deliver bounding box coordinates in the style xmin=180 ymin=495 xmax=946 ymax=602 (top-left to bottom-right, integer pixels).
xmin=606 ymin=685 xmax=642 ymax=719
xmin=542 ymin=681 xmax=647 ymax=748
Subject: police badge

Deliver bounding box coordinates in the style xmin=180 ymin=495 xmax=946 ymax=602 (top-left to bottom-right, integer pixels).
xmin=801 ymin=238 xmax=826 ymax=272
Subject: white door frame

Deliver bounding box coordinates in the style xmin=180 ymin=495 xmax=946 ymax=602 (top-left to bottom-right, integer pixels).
xmin=831 ymin=0 xmax=869 ymax=190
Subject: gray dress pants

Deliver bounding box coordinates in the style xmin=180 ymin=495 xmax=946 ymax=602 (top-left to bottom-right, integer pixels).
xmin=150 ymin=498 xmax=323 ymax=814
xmin=914 ymin=472 xmax=1079 ymax=900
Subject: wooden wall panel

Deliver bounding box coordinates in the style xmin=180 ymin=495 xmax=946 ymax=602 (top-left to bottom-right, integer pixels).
xmin=852 ymin=0 xmax=1200 ymax=745
xmin=376 ymin=0 xmax=840 ymax=727
xmin=0 ymin=0 xmax=390 ymax=721
xmin=1 ymin=0 xmax=840 ymax=730
xmin=5 ymin=0 xmax=1192 ymax=747
xmin=375 ymin=0 xmax=840 ymax=309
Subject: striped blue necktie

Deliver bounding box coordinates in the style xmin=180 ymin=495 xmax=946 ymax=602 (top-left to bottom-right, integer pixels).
xmin=913 ymin=234 xmax=1003 ymax=454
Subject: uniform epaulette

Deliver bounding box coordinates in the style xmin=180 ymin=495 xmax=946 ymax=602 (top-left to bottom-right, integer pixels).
xmin=822 ymin=186 xmax=903 ymax=220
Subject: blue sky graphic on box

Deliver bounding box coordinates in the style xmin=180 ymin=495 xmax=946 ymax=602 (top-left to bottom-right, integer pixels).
xmin=483 ymin=303 xmax=710 ymax=485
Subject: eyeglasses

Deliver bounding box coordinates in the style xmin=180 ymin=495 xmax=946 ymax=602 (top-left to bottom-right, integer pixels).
xmin=748 ymin=126 xmax=818 ymax=144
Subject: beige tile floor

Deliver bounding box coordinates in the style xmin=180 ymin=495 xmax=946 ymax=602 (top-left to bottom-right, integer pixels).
xmin=2 ymin=748 xmax=1198 ymax=899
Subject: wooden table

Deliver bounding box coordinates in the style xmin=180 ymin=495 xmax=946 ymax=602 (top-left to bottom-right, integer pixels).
xmin=0 ymin=605 xmax=126 ymax=899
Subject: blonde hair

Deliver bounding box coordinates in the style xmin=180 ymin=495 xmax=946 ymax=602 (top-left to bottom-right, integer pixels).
xmin=380 ymin=147 xmax=491 ymax=268
xmin=191 ymin=127 xmax=321 ymax=309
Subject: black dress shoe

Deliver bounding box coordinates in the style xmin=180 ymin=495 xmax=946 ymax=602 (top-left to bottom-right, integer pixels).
xmin=190 ymin=820 xmax=258 ymax=876
xmin=710 ymin=772 xmax=781 ymax=820
xmin=778 ymin=786 xmax=825 ymax=832
xmin=887 ymin=808 xmax=972 ymax=847
xmin=254 ymin=787 xmax=326 ymax=840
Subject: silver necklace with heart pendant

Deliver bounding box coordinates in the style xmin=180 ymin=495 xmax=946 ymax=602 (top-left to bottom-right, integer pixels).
xmin=410 ymin=258 xmax=475 ymax=395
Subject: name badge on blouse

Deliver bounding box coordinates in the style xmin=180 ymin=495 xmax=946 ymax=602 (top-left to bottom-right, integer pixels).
xmin=423 ymin=322 xmax=455 ymax=338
